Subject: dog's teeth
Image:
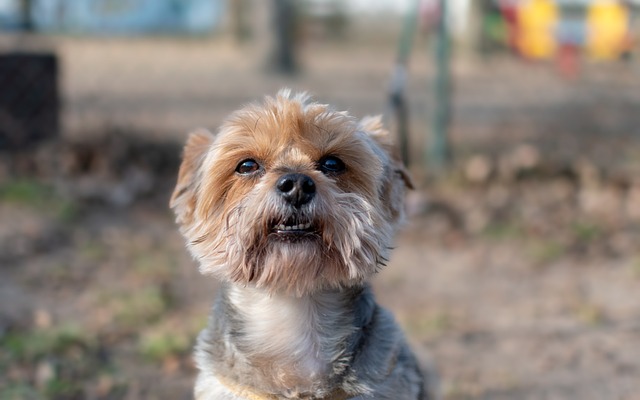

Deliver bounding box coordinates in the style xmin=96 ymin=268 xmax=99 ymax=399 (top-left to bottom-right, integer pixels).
xmin=275 ymin=222 xmax=312 ymax=231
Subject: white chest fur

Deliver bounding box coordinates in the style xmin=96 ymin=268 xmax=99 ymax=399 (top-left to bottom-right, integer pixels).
xmin=228 ymin=286 xmax=353 ymax=388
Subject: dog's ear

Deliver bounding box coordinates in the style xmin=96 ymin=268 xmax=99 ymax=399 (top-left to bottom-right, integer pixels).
xmin=360 ymin=115 xmax=414 ymax=224
xmin=360 ymin=115 xmax=413 ymax=189
xmin=170 ymin=128 xmax=215 ymax=224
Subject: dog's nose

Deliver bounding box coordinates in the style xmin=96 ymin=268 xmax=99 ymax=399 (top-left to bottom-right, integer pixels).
xmin=276 ymin=173 xmax=316 ymax=207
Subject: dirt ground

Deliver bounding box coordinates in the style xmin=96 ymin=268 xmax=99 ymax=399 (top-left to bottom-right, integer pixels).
xmin=1 ymin=36 xmax=640 ymax=399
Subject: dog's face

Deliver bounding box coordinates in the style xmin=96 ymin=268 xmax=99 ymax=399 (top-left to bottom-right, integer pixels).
xmin=171 ymin=91 xmax=411 ymax=296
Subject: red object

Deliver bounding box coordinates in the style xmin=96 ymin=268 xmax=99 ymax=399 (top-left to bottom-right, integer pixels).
xmin=557 ymin=44 xmax=580 ymax=79
xmin=500 ymin=2 xmax=520 ymax=53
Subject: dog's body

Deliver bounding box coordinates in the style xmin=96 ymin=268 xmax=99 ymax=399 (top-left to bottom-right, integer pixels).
xmin=194 ymin=284 xmax=425 ymax=400
xmin=171 ymin=91 xmax=433 ymax=399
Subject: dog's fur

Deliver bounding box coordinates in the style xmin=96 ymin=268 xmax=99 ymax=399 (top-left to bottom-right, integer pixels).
xmin=171 ymin=90 xmax=432 ymax=399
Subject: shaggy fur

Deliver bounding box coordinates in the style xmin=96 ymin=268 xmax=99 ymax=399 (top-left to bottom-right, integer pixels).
xmin=171 ymin=90 xmax=433 ymax=399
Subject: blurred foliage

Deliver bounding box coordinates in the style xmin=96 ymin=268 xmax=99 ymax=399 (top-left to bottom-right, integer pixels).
xmin=571 ymin=221 xmax=603 ymax=243
xmin=0 ymin=325 xmax=122 ymax=400
xmin=1 ymin=325 xmax=93 ymax=362
xmin=0 ymin=179 xmax=78 ymax=222
xmin=110 ymin=286 xmax=172 ymax=329
xmin=403 ymin=311 xmax=454 ymax=338
xmin=527 ymin=239 xmax=566 ymax=265
xmin=137 ymin=330 xmax=191 ymax=362
xmin=0 ymin=180 xmax=51 ymax=205
xmin=481 ymin=221 xmax=525 ymax=241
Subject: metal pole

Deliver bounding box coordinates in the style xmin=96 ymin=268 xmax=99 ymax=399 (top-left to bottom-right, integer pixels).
xmin=430 ymin=0 xmax=452 ymax=171
xmin=389 ymin=0 xmax=420 ymax=167
xmin=20 ymin=0 xmax=34 ymax=31
xmin=272 ymin=0 xmax=297 ymax=74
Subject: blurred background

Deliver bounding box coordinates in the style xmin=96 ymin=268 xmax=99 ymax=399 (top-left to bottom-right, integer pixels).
xmin=1 ymin=0 xmax=640 ymax=399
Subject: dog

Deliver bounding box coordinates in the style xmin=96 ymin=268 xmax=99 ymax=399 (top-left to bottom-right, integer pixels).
xmin=171 ymin=90 xmax=433 ymax=399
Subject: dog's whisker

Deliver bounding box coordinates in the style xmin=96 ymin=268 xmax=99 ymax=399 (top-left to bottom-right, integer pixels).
xmin=253 ymin=116 xmax=262 ymax=132
xmin=190 ymin=234 xmax=209 ymax=245
xmin=311 ymin=122 xmax=331 ymax=135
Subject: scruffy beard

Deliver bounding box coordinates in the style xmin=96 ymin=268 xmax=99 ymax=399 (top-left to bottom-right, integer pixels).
xmin=183 ymin=186 xmax=393 ymax=297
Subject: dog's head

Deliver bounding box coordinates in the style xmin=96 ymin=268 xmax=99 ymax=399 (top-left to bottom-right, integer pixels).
xmin=171 ymin=90 xmax=412 ymax=296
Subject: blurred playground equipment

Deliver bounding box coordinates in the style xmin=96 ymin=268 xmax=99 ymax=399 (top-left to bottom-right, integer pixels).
xmin=480 ymin=0 xmax=638 ymax=61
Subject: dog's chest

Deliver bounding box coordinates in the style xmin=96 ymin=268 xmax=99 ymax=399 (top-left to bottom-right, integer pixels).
xmin=229 ymin=287 xmax=351 ymax=387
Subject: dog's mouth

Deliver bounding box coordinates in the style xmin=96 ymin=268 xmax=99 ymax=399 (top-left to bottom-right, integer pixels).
xmin=271 ymin=216 xmax=317 ymax=236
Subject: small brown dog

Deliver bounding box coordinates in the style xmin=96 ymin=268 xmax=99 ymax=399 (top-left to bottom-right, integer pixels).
xmin=171 ymin=90 xmax=433 ymax=399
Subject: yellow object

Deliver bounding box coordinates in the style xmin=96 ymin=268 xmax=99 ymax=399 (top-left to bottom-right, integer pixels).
xmin=587 ymin=0 xmax=629 ymax=60
xmin=517 ymin=0 xmax=559 ymax=59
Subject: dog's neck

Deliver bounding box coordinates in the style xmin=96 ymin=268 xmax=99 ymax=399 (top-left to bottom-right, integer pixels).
xmin=209 ymin=283 xmax=375 ymax=396
xmin=228 ymin=285 xmax=357 ymax=379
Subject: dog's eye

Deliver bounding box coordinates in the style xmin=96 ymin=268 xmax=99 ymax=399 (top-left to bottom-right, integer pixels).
xmin=318 ymin=156 xmax=346 ymax=174
xmin=236 ymin=159 xmax=261 ymax=175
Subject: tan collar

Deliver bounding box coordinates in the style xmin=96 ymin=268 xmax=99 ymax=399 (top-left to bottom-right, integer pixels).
xmin=217 ymin=375 xmax=352 ymax=400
